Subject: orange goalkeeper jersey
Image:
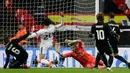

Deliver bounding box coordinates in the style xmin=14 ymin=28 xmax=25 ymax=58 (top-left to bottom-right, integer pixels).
xmin=63 ymin=41 xmax=96 ymax=68
xmin=10 ymin=27 xmax=28 ymax=45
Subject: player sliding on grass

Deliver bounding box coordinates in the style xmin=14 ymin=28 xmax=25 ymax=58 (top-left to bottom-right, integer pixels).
xmin=27 ymin=13 xmax=64 ymax=68
xmin=55 ymin=39 xmax=106 ymax=68
xmin=2 ymin=27 xmax=30 ymax=69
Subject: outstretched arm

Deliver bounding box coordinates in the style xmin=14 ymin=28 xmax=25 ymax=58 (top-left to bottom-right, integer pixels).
xmin=55 ymin=43 xmax=64 ymax=57
xmin=55 ymin=43 xmax=66 ymax=64
xmin=15 ymin=27 xmax=30 ymax=43
xmin=55 ymin=12 xmax=64 ymax=29
xmin=65 ymin=39 xmax=81 ymax=45
xmin=27 ymin=29 xmax=47 ymax=39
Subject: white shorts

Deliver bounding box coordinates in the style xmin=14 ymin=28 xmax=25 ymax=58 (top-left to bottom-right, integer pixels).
xmin=40 ymin=43 xmax=52 ymax=54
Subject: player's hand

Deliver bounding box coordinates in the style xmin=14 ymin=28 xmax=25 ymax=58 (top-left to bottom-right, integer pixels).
xmin=116 ymin=35 xmax=120 ymax=41
xmin=59 ymin=56 xmax=65 ymax=62
xmin=60 ymin=12 xmax=64 ymax=17
xmin=65 ymin=39 xmax=69 ymax=43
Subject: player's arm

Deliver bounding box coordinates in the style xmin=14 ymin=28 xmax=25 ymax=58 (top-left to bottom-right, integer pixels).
xmin=27 ymin=29 xmax=47 ymax=39
xmin=115 ymin=26 xmax=121 ymax=41
xmin=55 ymin=43 xmax=66 ymax=63
xmin=55 ymin=12 xmax=64 ymax=29
xmin=55 ymin=43 xmax=65 ymax=57
xmin=15 ymin=27 xmax=30 ymax=43
xmin=65 ymin=39 xmax=81 ymax=45
xmin=3 ymin=52 xmax=10 ymax=69
xmin=89 ymin=25 xmax=95 ymax=37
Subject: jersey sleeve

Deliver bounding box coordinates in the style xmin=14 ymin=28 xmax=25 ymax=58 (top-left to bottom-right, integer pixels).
xmin=14 ymin=31 xmax=30 ymax=43
xmin=55 ymin=23 xmax=63 ymax=29
xmin=90 ymin=25 xmax=95 ymax=34
xmin=63 ymin=52 xmax=73 ymax=57
xmin=27 ymin=29 xmax=47 ymax=39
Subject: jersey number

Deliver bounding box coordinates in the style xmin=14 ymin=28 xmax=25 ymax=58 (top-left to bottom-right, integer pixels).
xmin=96 ymin=30 xmax=105 ymax=40
xmin=8 ymin=44 xmax=20 ymax=55
xmin=44 ymin=33 xmax=53 ymax=40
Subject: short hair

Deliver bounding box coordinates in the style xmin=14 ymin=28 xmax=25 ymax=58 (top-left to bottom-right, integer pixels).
xmin=3 ymin=36 xmax=10 ymax=44
xmin=0 ymin=36 xmax=10 ymax=44
xmin=42 ymin=17 xmax=53 ymax=26
xmin=96 ymin=12 xmax=104 ymax=22
xmin=108 ymin=12 xmax=115 ymax=18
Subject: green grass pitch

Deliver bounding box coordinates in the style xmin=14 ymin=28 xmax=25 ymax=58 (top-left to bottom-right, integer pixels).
xmin=0 ymin=68 xmax=130 ymax=73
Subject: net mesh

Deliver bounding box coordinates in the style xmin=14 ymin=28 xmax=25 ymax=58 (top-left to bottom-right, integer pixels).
xmin=0 ymin=0 xmax=96 ymax=47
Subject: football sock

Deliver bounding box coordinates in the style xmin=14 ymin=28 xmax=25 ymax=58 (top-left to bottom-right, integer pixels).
xmin=41 ymin=59 xmax=50 ymax=65
xmin=95 ymin=53 xmax=101 ymax=67
xmin=115 ymin=55 xmax=128 ymax=64
xmin=101 ymin=54 xmax=110 ymax=67
xmin=108 ymin=55 xmax=114 ymax=67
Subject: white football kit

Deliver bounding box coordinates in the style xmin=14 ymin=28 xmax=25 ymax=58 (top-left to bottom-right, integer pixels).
xmin=28 ymin=24 xmax=62 ymax=54
xmin=37 ymin=24 xmax=55 ymax=54
xmin=28 ymin=16 xmax=63 ymax=54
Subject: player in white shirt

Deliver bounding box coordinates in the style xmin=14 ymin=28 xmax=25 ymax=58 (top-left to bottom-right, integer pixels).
xmin=27 ymin=13 xmax=64 ymax=68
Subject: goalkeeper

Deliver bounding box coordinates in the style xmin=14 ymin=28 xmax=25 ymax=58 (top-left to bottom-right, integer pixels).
xmin=55 ymin=39 xmax=106 ymax=68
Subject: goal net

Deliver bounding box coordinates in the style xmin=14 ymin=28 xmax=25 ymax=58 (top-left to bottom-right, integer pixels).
xmin=0 ymin=0 xmax=96 ymax=47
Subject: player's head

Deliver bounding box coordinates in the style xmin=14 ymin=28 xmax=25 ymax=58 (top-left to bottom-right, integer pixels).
xmin=3 ymin=36 xmax=10 ymax=45
xmin=108 ymin=12 xmax=115 ymax=21
xmin=96 ymin=12 xmax=104 ymax=23
xmin=18 ymin=24 xmax=24 ymax=30
xmin=65 ymin=40 xmax=77 ymax=49
xmin=42 ymin=17 xmax=54 ymax=27
xmin=0 ymin=36 xmax=10 ymax=45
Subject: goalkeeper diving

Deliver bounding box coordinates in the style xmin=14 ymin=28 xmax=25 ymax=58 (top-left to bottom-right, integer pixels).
xmin=55 ymin=39 xmax=106 ymax=68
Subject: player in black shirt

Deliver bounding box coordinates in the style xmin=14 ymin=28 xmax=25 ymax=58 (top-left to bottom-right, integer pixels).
xmin=3 ymin=27 xmax=30 ymax=69
xmin=90 ymin=12 xmax=116 ymax=70
xmin=107 ymin=12 xmax=130 ymax=68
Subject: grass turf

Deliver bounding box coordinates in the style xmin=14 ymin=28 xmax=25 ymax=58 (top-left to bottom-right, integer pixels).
xmin=0 ymin=68 xmax=130 ymax=73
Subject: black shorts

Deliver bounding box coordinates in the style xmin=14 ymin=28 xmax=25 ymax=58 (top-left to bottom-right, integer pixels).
xmin=96 ymin=42 xmax=113 ymax=55
xmin=109 ymin=40 xmax=118 ymax=53
xmin=9 ymin=53 xmax=28 ymax=68
xmin=19 ymin=52 xmax=28 ymax=64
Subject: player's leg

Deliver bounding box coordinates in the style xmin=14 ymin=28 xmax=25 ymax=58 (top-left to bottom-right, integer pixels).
xmin=91 ymin=57 xmax=106 ymax=69
xmin=114 ymin=53 xmax=130 ymax=69
xmin=108 ymin=55 xmax=114 ymax=67
xmin=20 ymin=53 xmax=30 ymax=69
xmin=112 ymin=44 xmax=130 ymax=69
xmin=9 ymin=58 xmax=21 ymax=68
xmin=114 ymin=52 xmax=130 ymax=69
xmin=106 ymin=39 xmax=114 ymax=68
xmin=94 ymin=45 xmax=110 ymax=69
xmin=106 ymin=46 xmax=114 ymax=68
xmin=98 ymin=45 xmax=111 ymax=69
xmin=93 ymin=52 xmax=101 ymax=68
xmin=37 ymin=45 xmax=53 ymax=68
xmin=100 ymin=53 xmax=110 ymax=68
